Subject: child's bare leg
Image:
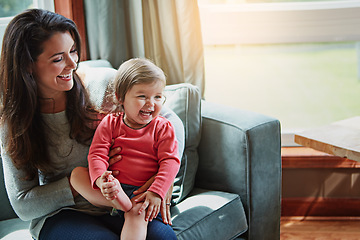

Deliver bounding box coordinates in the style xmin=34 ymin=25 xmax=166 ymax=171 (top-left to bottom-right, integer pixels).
xmin=71 ymin=167 xmax=131 ymax=212
xmin=121 ymin=201 xmax=148 ymax=240
xmin=107 ymin=174 xmax=132 ymax=212
xmin=70 ymin=166 xmax=112 ymax=208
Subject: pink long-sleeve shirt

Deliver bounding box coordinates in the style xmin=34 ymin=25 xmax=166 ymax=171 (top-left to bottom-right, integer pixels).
xmin=88 ymin=113 xmax=180 ymax=199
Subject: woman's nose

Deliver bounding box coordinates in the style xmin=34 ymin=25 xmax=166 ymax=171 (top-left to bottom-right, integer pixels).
xmin=67 ymin=55 xmax=78 ymax=69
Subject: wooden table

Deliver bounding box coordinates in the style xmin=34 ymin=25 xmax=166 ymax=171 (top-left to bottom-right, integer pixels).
xmin=294 ymin=116 xmax=360 ymax=162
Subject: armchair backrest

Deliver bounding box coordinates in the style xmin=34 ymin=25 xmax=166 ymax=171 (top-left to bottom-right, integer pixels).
xmin=163 ymin=83 xmax=202 ymax=203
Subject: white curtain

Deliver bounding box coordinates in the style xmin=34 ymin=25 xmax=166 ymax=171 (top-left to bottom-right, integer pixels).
xmin=84 ymin=0 xmax=205 ymax=95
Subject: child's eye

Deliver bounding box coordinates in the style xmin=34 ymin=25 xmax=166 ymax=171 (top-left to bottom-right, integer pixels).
xmin=137 ymin=95 xmax=146 ymax=99
xmin=155 ymin=95 xmax=163 ymax=100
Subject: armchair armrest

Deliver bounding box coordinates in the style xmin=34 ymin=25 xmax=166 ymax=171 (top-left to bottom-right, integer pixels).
xmin=197 ymin=100 xmax=281 ymax=240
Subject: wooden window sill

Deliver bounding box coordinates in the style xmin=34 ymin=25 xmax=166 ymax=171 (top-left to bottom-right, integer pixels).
xmin=281 ymin=147 xmax=360 ymax=168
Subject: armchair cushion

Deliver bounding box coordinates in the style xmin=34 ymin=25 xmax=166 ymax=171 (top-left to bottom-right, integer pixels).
xmin=0 ymin=218 xmax=31 ymax=240
xmin=163 ymin=83 xmax=202 ymax=203
xmin=172 ymin=189 xmax=247 ymax=240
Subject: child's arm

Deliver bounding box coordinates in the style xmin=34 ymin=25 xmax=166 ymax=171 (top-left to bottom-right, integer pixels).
xmin=147 ymin=120 xmax=180 ymax=200
xmin=136 ymin=120 xmax=180 ymax=222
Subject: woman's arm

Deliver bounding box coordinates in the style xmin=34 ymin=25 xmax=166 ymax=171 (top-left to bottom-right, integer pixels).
xmin=1 ymin=138 xmax=74 ymax=221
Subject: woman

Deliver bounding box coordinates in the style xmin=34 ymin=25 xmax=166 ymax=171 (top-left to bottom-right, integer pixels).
xmin=0 ymin=9 xmax=183 ymax=240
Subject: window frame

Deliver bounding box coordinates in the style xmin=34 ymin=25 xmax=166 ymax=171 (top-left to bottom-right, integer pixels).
xmin=199 ymin=1 xmax=360 ymax=45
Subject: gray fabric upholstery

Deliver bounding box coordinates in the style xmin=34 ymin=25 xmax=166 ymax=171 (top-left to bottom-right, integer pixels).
xmin=198 ymin=101 xmax=282 ymax=239
xmin=172 ymin=189 xmax=247 ymax=240
xmin=163 ymin=83 xmax=202 ymax=203
xmin=0 ymin=60 xmax=281 ymax=240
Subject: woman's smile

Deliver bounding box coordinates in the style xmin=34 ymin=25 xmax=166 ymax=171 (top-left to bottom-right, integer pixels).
xmin=57 ymin=73 xmax=73 ymax=81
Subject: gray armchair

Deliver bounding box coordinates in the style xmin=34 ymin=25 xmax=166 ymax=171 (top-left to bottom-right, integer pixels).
xmin=196 ymin=101 xmax=282 ymax=239
xmin=0 ymin=60 xmax=281 ymax=240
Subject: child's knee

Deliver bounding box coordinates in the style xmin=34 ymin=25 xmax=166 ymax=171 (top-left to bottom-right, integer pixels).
xmin=70 ymin=166 xmax=88 ymax=185
xmin=125 ymin=202 xmax=145 ymax=218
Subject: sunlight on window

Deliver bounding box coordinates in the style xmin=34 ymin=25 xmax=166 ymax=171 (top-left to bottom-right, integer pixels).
xmin=203 ymin=43 xmax=360 ymax=131
xmin=198 ymin=0 xmax=360 ymax=136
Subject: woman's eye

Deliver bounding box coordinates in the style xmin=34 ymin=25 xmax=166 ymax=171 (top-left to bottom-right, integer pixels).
xmin=70 ymin=48 xmax=78 ymax=54
xmin=53 ymin=57 xmax=63 ymax=63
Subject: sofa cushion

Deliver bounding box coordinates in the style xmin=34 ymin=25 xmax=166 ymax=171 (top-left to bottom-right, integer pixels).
xmin=0 ymin=218 xmax=31 ymax=239
xmin=163 ymin=83 xmax=202 ymax=203
xmin=172 ymin=188 xmax=248 ymax=240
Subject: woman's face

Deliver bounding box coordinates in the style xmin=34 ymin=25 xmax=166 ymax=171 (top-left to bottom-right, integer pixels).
xmin=32 ymin=31 xmax=78 ymax=99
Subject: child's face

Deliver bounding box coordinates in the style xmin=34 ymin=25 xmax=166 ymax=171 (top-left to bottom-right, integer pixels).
xmin=121 ymin=81 xmax=165 ymax=129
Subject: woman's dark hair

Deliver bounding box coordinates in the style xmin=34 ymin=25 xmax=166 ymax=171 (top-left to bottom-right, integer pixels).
xmin=0 ymin=9 xmax=98 ymax=180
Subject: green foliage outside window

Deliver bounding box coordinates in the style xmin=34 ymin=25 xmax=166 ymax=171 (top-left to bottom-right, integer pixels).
xmin=0 ymin=0 xmax=33 ymax=18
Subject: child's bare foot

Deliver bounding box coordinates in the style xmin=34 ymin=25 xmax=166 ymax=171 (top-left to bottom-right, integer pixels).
xmin=107 ymin=174 xmax=132 ymax=212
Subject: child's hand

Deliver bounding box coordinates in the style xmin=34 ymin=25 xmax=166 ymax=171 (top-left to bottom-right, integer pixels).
xmin=136 ymin=191 xmax=161 ymax=222
xmin=96 ymin=171 xmax=119 ymax=200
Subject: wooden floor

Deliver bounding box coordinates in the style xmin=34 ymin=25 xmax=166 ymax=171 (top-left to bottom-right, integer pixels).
xmin=280 ymin=217 xmax=360 ymax=240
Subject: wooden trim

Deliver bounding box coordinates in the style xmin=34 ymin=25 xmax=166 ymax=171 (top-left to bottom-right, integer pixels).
xmin=281 ymin=216 xmax=360 ymax=221
xmin=282 ymin=197 xmax=360 ymax=217
xmin=54 ymin=0 xmax=88 ymax=61
xmin=282 ymin=147 xmax=360 ymax=168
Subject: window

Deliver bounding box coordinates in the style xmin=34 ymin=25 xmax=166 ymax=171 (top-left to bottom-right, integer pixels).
xmin=198 ymin=0 xmax=360 ymax=145
xmin=0 ymin=0 xmax=54 ymax=47
xmin=0 ymin=0 xmax=33 ymax=17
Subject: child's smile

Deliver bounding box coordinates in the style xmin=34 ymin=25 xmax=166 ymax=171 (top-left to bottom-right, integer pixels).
xmin=122 ymin=81 xmax=165 ymax=129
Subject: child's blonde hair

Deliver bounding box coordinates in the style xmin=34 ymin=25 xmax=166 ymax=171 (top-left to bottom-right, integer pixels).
xmin=114 ymin=58 xmax=166 ymax=102
xmin=108 ymin=58 xmax=166 ymax=112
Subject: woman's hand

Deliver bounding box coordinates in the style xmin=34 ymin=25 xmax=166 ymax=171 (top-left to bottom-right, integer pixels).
xmin=108 ymin=139 xmax=122 ymax=176
xmin=133 ymin=175 xmax=155 ymax=196
xmin=161 ymin=184 xmax=173 ymax=225
xmin=109 ymin=146 xmax=122 ymax=165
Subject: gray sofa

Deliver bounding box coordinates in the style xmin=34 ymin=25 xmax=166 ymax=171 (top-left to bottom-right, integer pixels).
xmin=0 ymin=60 xmax=281 ymax=240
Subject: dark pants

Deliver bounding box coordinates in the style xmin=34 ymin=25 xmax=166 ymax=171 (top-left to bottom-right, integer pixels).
xmin=39 ymin=210 xmax=177 ymax=240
